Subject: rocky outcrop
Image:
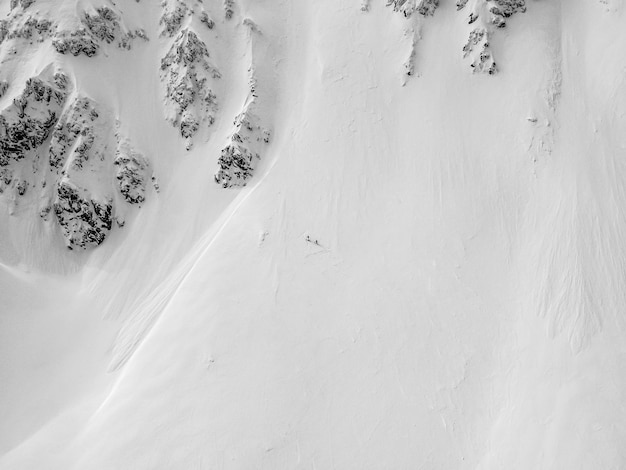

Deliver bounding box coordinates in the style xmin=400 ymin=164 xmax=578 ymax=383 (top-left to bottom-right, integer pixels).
xmin=53 ymin=180 xmax=112 ymax=249
xmin=200 ymin=12 xmax=215 ymax=29
xmin=52 ymin=29 xmax=99 ymax=57
xmin=0 ymin=15 xmax=53 ymax=46
xmin=47 ymin=96 xmax=153 ymax=247
xmin=159 ymin=0 xmax=189 ymax=37
xmin=47 ymin=97 xmax=115 ymax=248
xmin=215 ymin=99 xmax=270 ymax=188
xmin=48 ymin=97 xmax=100 ymax=170
xmin=457 ymin=0 xmax=526 ymax=73
xmin=0 ymin=75 xmax=67 ymax=166
xmin=160 ymin=28 xmax=220 ymax=149
xmin=114 ymin=140 xmax=150 ymax=205
xmin=53 ymin=6 xmax=148 ymax=57
xmin=385 ymin=0 xmax=526 ymax=74
xmin=10 ymin=0 xmax=36 ymax=10
xmin=462 ymin=27 xmax=496 ymax=74
xmin=488 ymin=0 xmax=526 ymax=27
xmin=159 ymin=0 xmax=216 ymax=35
xmin=224 ymin=0 xmax=235 ymax=20
xmin=0 ymin=66 xmax=153 ymax=250
xmin=215 ymin=15 xmax=272 ymax=188
xmin=386 ymin=0 xmax=439 ymax=17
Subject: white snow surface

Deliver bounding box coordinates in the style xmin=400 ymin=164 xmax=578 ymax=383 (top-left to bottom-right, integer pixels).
xmin=2 ymin=0 xmax=626 ymax=468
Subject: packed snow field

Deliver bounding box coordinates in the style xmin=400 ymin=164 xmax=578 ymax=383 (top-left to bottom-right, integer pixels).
xmin=1 ymin=0 xmax=626 ymax=468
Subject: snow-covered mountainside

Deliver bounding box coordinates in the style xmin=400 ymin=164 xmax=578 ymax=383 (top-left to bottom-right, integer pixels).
xmin=1 ymin=0 xmax=626 ymax=468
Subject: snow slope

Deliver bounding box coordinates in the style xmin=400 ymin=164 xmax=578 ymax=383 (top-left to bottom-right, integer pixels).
xmin=2 ymin=0 xmax=626 ymax=468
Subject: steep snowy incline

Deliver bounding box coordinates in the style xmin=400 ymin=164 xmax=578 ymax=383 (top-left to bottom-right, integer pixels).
xmin=0 ymin=0 xmax=265 ymax=463
xmin=2 ymin=0 xmax=626 ymax=469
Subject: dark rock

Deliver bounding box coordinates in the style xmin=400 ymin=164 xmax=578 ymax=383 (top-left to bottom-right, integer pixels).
xmin=53 ymin=5 xmax=142 ymax=57
xmin=54 ymin=180 xmax=113 ymax=249
xmin=159 ymin=0 xmax=189 ymax=37
xmin=462 ymin=28 xmax=497 ymax=74
xmin=10 ymin=0 xmax=36 ymax=9
xmin=160 ymin=28 xmax=220 ymax=145
xmin=224 ymin=0 xmax=234 ymax=20
xmin=83 ymin=7 xmax=118 ymax=43
xmin=114 ymin=142 xmax=149 ymax=204
xmin=0 ymin=76 xmax=67 ymax=166
xmin=200 ymin=12 xmax=215 ymax=29
xmin=0 ymin=15 xmax=53 ymax=45
xmin=53 ymin=29 xmax=99 ymax=57
xmin=386 ymin=0 xmax=439 ymax=17
xmin=49 ymin=97 xmax=99 ymax=170
xmin=214 ymin=142 xmax=256 ymax=188
xmin=215 ymin=106 xmax=269 ymax=188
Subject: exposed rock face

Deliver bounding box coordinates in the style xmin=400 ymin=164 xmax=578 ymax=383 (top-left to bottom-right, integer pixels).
xmin=160 ymin=28 xmax=220 ymax=149
xmin=214 ymin=15 xmax=272 ymax=188
xmin=159 ymin=0 xmax=216 ymax=36
xmin=0 ymin=73 xmax=67 ymax=197
xmin=200 ymin=12 xmax=215 ymax=29
xmin=457 ymin=0 xmax=525 ymax=72
xmin=52 ymin=29 xmax=99 ymax=56
xmin=0 ymin=75 xmax=66 ymax=167
xmin=386 ymin=0 xmax=526 ymax=74
xmin=215 ymin=101 xmax=270 ymax=188
xmin=224 ymin=0 xmax=235 ymax=20
xmin=53 ymin=6 xmax=148 ymax=57
xmin=47 ymin=97 xmax=116 ymax=248
xmin=53 ymin=180 xmax=112 ymax=249
xmin=462 ymin=28 xmax=496 ymax=74
xmin=159 ymin=0 xmax=189 ymax=37
xmin=0 ymin=65 xmax=153 ymax=250
xmin=386 ymin=0 xmax=439 ymax=17
xmin=47 ymin=96 xmax=152 ymax=247
xmin=0 ymin=16 xmax=53 ymax=45
xmin=83 ymin=7 xmax=121 ymax=43
xmin=488 ymin=0 xmax=526 ymax=27
xmin=10 ymin=0 xmax=37 ymax=10
xmin=48 ymin=97 xmax=100 ymax=170
xmin=114 ymin=141 xmax=150 ymax=205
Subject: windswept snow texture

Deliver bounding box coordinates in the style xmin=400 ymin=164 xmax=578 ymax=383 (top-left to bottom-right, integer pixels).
xmin=2 ymin=0 xmax=626 ymax=469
